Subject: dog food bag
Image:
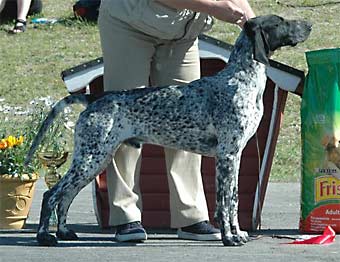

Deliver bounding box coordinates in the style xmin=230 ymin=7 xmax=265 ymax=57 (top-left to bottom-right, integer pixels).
xmin=300 ymin=48 xmax=340 ymax=233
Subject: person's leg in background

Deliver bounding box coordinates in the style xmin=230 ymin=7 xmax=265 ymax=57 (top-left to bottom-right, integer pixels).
xmin=7 ymin=0 xmax=31 ymax=33
xmin=150 ymin=39 xmax=221 ymax=241
xmin=0 ymin=0 xmax=41 ymax=26
xmin=0 ymin=0 xmax=6 ymax=13
xmin=16 ymin=0 xmax=31 ymax=21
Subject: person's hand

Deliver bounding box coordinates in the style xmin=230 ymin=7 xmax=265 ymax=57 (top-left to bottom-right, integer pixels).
xmin=210 ymin=0 xmax=248 ymax=27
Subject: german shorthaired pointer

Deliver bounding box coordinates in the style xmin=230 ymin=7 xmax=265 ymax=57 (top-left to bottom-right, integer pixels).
xmin=26 ymin=15 xmax=311 ymax=246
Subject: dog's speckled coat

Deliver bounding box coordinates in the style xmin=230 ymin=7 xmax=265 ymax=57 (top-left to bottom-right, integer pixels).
xmin=25 ymin=15 xmax=311 ymax=246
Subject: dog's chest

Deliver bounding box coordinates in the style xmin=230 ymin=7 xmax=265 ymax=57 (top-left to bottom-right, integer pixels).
xmin=211 ymin=65 xmax=267 ymax=136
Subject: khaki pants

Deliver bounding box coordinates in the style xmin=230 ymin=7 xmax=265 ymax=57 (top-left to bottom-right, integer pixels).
xmin=98 ymin=8 xmax=209 ymax=228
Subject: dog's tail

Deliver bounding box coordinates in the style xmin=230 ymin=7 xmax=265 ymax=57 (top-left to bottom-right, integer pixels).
xmin=24 ymin=94 xmax=90 ymax=166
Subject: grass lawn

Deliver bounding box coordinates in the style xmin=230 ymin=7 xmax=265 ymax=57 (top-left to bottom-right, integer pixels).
xmin=1 ymin=0 xmax=339 ymax=182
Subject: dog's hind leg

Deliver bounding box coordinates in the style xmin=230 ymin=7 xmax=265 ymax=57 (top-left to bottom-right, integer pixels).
xmin=36 ymin=149 xmax=115 ymax=246
xmin=55 ymin=175 xmax=93 ymax=241
xmin=55 ymin=168 xmax=93 ymax=241
xmin=36 ymin=182 xmax=67 ymax=246
xmin=55 ymin=157 xmax=112 ymax=241
xmin=214 ymin=149 xmax=248 ymax=246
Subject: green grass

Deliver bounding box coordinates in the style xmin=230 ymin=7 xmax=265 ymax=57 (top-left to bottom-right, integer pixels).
xmin=1 ymin=0 xmax=339 ymax=182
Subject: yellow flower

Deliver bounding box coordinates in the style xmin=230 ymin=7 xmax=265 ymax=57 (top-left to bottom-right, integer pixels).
xmin=6 ymin=136 xmax=16 ymax=148
xmin=0 ymin=135 xmax=24 ymax=149
xmin=0 ymin=139 xmax=8 ymax=150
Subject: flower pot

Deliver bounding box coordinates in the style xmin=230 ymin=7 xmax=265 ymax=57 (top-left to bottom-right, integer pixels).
xmin=0 ymin=173 xmax=39 ymax=229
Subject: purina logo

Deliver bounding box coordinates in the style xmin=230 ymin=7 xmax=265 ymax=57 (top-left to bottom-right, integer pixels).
xmin=315 ymin=176 xmax=340 ymax=203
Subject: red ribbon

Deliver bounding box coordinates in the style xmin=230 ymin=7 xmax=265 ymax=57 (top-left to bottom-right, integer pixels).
xmin=289 ymin=226 xmax=336 ymax=245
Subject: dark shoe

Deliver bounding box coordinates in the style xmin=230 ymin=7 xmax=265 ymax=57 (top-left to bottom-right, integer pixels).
xmin=9 ymin=19 xmax=27 ymax=34
xmin=115 ymin=221 xmax=147 ymax=242
xmin=177 ymin=221 xmax=221 ymax=241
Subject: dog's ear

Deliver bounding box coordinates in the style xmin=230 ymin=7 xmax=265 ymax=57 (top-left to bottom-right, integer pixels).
xmin=244 ymin=19 xmax=270 ymax=65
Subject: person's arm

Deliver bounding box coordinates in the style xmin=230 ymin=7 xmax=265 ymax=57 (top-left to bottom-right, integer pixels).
xmin=155 ymin=0 xmax=255 ymax=26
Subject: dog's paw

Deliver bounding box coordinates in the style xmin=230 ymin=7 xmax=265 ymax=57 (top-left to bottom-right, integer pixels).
xmin=231 ymin=226 xmax=249 ymax=244
xmin=238 ymin=230 xmax=249 ymax=243
xmin=56 ymin=229 xmax=79 ymax=240
xmin=222 ymin=234 xmax=244 ymax=246
xmin=37 ymin=232 xmax=58 ymax=246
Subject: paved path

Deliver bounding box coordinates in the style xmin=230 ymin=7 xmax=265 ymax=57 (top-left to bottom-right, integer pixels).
xmin=1 ymin=179 xmax=339 ymax=262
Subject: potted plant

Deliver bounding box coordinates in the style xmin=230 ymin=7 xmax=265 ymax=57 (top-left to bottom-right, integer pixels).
xmin=0 ymin=98 xmax=71 ymax=229
xmin=0 ymin=131 xmax=41 ymax=229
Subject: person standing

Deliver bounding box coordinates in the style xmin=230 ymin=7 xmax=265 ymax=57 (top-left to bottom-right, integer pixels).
xmin=98 ymin=0 xmax=255 ymax=242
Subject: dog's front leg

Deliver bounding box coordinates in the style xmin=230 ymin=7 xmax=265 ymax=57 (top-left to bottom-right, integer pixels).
xmin=229 ymin=153 xmax=249 ymax=244
xmin=215 ymin=151 xmax=248 ymax=246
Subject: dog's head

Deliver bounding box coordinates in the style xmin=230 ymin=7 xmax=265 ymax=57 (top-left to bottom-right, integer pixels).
xmin=244 ymin=15 xmax=312 ymax=65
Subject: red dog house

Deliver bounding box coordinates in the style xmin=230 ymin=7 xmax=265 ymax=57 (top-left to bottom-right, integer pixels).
xmin=62 ymin=34 xmax=304 ymax=230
